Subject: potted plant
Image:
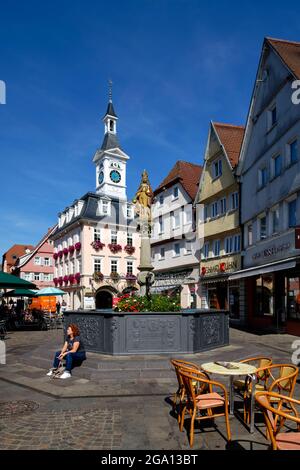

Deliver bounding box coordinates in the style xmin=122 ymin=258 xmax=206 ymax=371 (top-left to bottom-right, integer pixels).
xmin=63 ymin=275 xmax=69 ymax=285
xmin=75 ymin=242 xmax=81 ymax=251
xmin=53 ymin=253 xmax=58 ymax=260
xmin=58 ymin=276 xmax=63 ymax=286
xmin=69 ymin=274 xmax=75 ymax=285
xmin=93 ymin=271 xmax=104 ymax=282
xmin=69 ymin=245 xmax=75 ymax=255
xmin=53 ymin=277 xmax=58 ymax=286
xmin=110 ymin=272 xmax=120 ymax=281
xmin=124 ymin=245 xmax=135 ymax=255
xmin=63 ymin=248 xmax=69 ymax=256
xmin=74 ymin=272 xmax=81 ymax=284
xmin=108 ymin=243 xmax=122 ymax=253
xmin=125 ymin=273 xmax=137 ymax=282
xmin=91 ymin=241 xmax=106 ymax=251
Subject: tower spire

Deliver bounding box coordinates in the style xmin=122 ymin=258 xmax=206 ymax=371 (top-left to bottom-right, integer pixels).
xmin=108 ymin=79 xmax=113 ymax=103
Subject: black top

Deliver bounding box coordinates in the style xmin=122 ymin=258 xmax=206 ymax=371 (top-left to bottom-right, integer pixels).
xmin=66 ymin=335 xmax=85 ymax=352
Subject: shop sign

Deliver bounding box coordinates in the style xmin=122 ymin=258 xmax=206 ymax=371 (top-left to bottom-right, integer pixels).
xmin=202 ymin=260 xmax=237 ymax=275
xmin=252 ymin=242 xmax=291 ymax=260
xmin=84 ymin=296 xmax=95 ymax=310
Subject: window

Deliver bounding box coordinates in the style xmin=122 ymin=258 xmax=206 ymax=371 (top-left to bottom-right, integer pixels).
xmin=111 ymin=230 xmax=117 ymax=244
xmin=213 ymin=159 xmax=222 ymax=178
xmin=185 ymin=206 xmax=192 ymax=224
xmin=34 ymin=257 xmax=41 ymax=265
xmin=231 ymin=192 xmax=239 ymax=210
xmin=24 ymin=272 xmax=31 ymax=281
xmin=247 ymin=224 xmax=253 ymax=246
xmin=203 ymin=242 xmax=209 ymax=259
xmin=44 ymin=257 xmax=50 ymax=266
xmin=127 ymin=261 xmax=133 ymax=274
xmin=272 ymin=208 xmax=280 ymax=234
xmin=233 ymin=234 xmax=241 ymax=252
xmin=174 ymin=243 xmax=180 ymax=256
xmin=111 ymin=260 xmax=118 ymax=273
xmin=290 ymin=140 xmax=298 ymax=165
xmin=212 ymin=201 xmax=219 ymax=218
xmin=288 ymin=199 xmax=297 ymax=228
xmin=34 ymin=273 xmax=40 ymax=281
xmin=94 ymin=258 xmax=101 ymax=273
xmin=173 ymin=187 xmax=179 ymax=199
xmin=185 ymin=241 xmax=192 ymax=254
xmin=43 ymin=273 xmax=51 ymax=282
xmin=109 ymin=120 xmax=114 ymax=132
xmin=173 ymin=211 xmax=180 ymax=228
xmin=159 ymin=215 xmax=164 ymax=233
xmin=204 ymin=205 xmax=208 ymax=221
xmin=159 ymin=194 xmax=164 ymax=206
xmin=259 ymin=167 xmax=268 ymax=188
xmin=260 ymin=216 xmax=267 ymax=240
xmin=94 ymin=228 xmax=101 ymax=242
xmin=273 ymin=155 xmax=282 ymax=178
xmin=220 ymin=198 xmax=227 ymax=214
xmin=225 ymin=237 xmax=233 ymax=254
xmin=127 ymin=232 xmax=133 ymax=246
xmin=160 ymin=247 xmax=165 ymax=259
xmin=101 ymin=200 xmax=110 ymax=215
xmin=127 ymin=205 xmax=133 ymax=219
xmin=255 ymin=275 xmax=274 ymax=316
xmin=213 ymin=240 xmax=220 ymax=257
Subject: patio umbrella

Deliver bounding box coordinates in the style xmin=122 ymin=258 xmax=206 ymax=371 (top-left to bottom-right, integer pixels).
xmin=0 ymin=272 xmax=37 ymax=290
xmin=3 ymin=289 xmax=37 ymax=297
xmin=34 ymin=287 xmax=65 ymax=296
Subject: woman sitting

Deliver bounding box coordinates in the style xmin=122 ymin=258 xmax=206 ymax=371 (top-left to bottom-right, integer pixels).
xmin=47 ymin=323 xmax=86 ymax=379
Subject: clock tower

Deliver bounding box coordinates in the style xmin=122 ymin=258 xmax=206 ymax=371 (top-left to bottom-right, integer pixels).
xmin=93 ymin=86 xmax=130 ymax=201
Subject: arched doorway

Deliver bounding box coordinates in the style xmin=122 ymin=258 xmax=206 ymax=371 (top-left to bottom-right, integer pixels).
xmin=95 ymin=290 xmax=113 ymax=309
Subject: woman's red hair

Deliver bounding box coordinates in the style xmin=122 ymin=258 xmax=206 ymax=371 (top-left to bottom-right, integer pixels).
xmin=68 ymin=323 xmax=80 ymax=336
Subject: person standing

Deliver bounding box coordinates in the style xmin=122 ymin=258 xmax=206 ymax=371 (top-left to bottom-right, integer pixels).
xmin=56 ymin=301 xmax=61 ymax=315
xmin=61 ymin=299 xmax=67 ymax=313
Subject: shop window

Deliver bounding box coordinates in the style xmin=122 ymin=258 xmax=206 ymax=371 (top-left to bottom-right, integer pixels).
xmin=229 ymin=285 xmax=240 ymax=319
xmin=255 ymin=275 xmax=274 ymax=316
xmin=286 ymin=277 xmax=300 ymax=321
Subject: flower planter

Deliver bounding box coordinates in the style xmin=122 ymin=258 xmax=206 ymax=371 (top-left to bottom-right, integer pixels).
xmin=53 ymin=278 xmax=58 ymax=286
xmin=108 ymin=243 xmax=122 ymax=254
xmin=93 ymin=272 xmax=104 ymax=282
xmin=69 ymin=275 xmax=75 ymax=285
xmin=75 ymin=272 xmax=81 ymax=284
xmin=110 ymin=272 xmax=120 ymax=282
xmin=124 ymin=245 xmax=135 ymax=255
xmin=91 ymin=241 xmax=105 ymax=251
xmin=75 ymin=242 xmax=81 ymax=251
xmin=63 ymin=275 xmax=69 ymax=285
xmin=58 ymin=251 xmax=63 ymax=259
xmin=63 ymin=248 xmax=69 ymax=256
xmin=69 ymin=245 xmax=75 ymax=255
xmin=53 ymin=253 xmax=58 ymax=260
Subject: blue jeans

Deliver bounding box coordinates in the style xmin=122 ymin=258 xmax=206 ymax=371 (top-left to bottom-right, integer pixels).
xmin=53 ymin=350 xmax=86 ymax=372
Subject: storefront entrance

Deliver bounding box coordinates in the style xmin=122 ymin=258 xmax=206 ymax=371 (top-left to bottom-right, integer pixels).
xmin=95 ymin=290 xmax=113 ymax=309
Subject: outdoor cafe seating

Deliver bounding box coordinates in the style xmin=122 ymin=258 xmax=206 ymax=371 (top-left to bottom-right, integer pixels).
xmin=170 ymin=357 xmax=299 ymax=449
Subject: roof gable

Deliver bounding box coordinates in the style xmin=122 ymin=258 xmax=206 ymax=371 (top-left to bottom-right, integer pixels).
xmin=154 ymin=160 xmax=202 ymax=200
xmin=267 ymin=37 xmax=300 ymax=79
xmin=212 ymin=122 xmax=245 ymax=168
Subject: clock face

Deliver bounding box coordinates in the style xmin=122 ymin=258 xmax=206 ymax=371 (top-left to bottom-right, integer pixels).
xmin=98 ymin=171 xmax=104 ymax=185
xmin=110 ymin=170 xmax=121 ymax=184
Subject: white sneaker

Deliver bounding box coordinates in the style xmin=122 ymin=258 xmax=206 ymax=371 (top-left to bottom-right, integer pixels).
xmin=59 ymin=371 xmax=71 ymax=379
xmin=46 ymin=369 xmax=54 ymax=376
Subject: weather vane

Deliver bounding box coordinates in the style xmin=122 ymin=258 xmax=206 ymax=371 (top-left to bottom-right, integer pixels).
xmin=108 ymin=79 xmax=113 ymax=102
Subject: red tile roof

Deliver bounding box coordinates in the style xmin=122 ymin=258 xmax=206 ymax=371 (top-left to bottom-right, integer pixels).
xmin=267 ymin=37 xmax=300 ymax=79
xmin=154 ymin=160 xmax=202 ymax=200
xmin=212 ymin=122 xmax=245 ymax=168
xmin=2 ymin=244 xmax=34 ymax=272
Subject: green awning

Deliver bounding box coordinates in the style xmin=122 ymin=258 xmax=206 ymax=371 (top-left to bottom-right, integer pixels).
xmin=0 ymin=272 xmax=37 ymax=289
xmin=3 ymin=289 xmax=37 ymax=297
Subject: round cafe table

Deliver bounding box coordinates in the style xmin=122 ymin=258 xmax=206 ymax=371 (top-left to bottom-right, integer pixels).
xmin=201 ymin=362 xmax=257 ymax=433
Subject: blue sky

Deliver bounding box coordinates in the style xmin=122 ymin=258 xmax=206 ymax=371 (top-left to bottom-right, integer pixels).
xmin=1 ymin=0 xmax=300 ymax=253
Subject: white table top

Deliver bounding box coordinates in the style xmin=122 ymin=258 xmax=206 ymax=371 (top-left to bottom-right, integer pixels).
xmin=201 ymin=362 xmax=257 ymax=376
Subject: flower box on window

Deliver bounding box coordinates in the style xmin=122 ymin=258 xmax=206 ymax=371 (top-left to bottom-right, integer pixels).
xmin=53 ymin=253 xmax=58 ymax=260
xmin=125 ymin=273 xmax=137 ymax=282
xmin=124 ymin=245 xmax=135 ymax=255
xmin=68 ymin=245 xmax=75 ymax=254
xmin=53 ymin=277 xmax=58 ymax=286
xmin=108 ymin=243 xmax=122 ymax=253
xmin=68 ymin=274 xmax=75 ymax=284
xmin=63 ymin=275 xmax=69 ymax=284
xmin=58 ymin=251 xmax=63 ymax=259
xmin=58 ymin=276 xmax=63 ymax=286
xmin=63 ymin=248 xmax=69 ymax=256
xmin=75 ymin=272 xmax=81 ymax=283
xmin=93 ymin=272 xmax=104 ymax=282
xmin=75 ymin=242 xmax=81 ymax=251
xmin=91 ymin=241 xmax=106 ymax=251
xmin=110 ymin=272 xmax=120 ymax=281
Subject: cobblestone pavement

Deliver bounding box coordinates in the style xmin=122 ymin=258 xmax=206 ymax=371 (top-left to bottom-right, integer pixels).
xmin=0 ymin=328 xmax=299 ymax=450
